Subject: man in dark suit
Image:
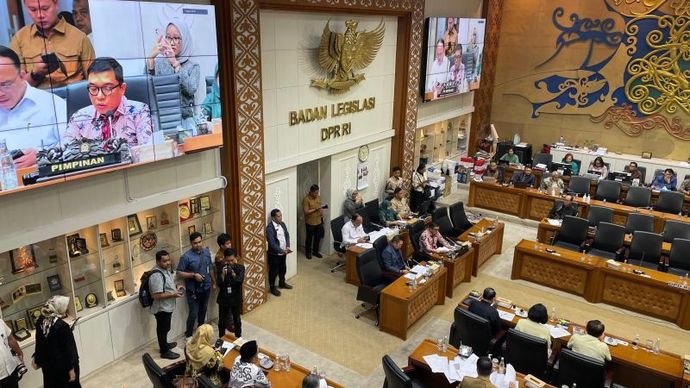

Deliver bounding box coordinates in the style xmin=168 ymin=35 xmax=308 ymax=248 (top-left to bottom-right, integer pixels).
xmin=547 ymin=194 xmax=579 ymax=219
xmin=510 ymin=165 xmax=536 ymax=187
xmin=469 ymin=287 xmax=501 ymax=335
xmin=266 ymin=208 xmax=292 ymax=296
xmin=216 ymin=248 xmax=244 ymax=338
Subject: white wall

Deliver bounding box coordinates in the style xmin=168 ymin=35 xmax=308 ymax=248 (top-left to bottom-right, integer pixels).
xmin=265 ymin=167 xmax=298 ymax=279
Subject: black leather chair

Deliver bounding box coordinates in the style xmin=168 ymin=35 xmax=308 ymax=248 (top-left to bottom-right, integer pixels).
xmin=532 ymin=153 xmax=553 ymax=169
xmin=586 ymin=222 xmax=625 ymax=260
xmin=355 ymin=248 xmax=390 ymax=325
xmin=625 ymin=213 xmax=654 ymax=234
xmin=382 ymin=355 xmax=423 ymax=388
xmin=448 ymin=307 xmax=494 ymax=356
xmin=329 ymin=216 xmax=347 ymax=272
xmin=373 ymin=235 xmax=399 ymax=281
xmin=594 ymin=180 xmax=621 ymax=203
xmin=417 ymin=199 xmax=433 ymax=217
xmin=552 ymin=216 xmax=589 ymax=252
xmin=654 ymin=191 xmax=684 ymax=214
xmin=409 ymin=220 xmax=430 ymax=261
xmin=504 ymin=329 xmax=549 ymax=379
xmin=662 ymin=220 xmax=690 ymax=243
xmin=624 ymin=186 xmax=652 ymax=207
xmin=624 ymin=165 xmax=647 ymax=182
xmin=197 ymin=375 xmax=218 ymax=388
xmin=363 ymin=199 xmax=383 ymax=232
xmin=152 ymin=74 xmax=183 ymax=136
xmin=432 ymin=207 xmax=462 ymax=237
xmin=449 ymin=202 xmax=473 ymax=233
xmin=568 ymin=176 xmax=591 ymax=196
xmin=629 ymin=231 xmax=663 ymax=269
xmin=556 ymin=348 xmax=606 ymax=388
xmin=51 ymin=85 xmax=67 ymax=99
xmin=668 ymin=238 xmax=690 ymax=276
xmin=142 ymin=353 xmax=183 ymax=388
xmin=587 ymin=205 xmax=613 ymax=227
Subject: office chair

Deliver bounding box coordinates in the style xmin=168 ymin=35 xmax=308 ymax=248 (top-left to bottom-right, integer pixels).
xmin=624 ymin=165 xmax=647 ymax=182
xmin=355 ymin=248 xmax=390 ymax=326
xmin=594 ymin=180 xmax=621 ymax=203
xmin=623 ymin=186 xmax=652 ymax=208
xmin=587 ymin=205 xmax=613 ymax=227
xmin=625 ymin=213 xmax=654 ymax=234
xmin=409 ymin=220 xmax=430 ymax=261
xmin=417 ymin=199 xmax=434 ymax=217
xmin=654 ymin=191 xmax=684 ymax=214
xmin=196 ymin=375 xmax=218 ymax=388
xmin=568 ymin=176 xmax=591 ymax=196
xmin=372 ymin=235 xmax=399 ymax=281
xmin=205 ymin=76 xmax=214 ymax=95
xmin=381 ymin=355 xmax=423 ymax=388
xmin=556 ymin=348 xmax=607 ymax=388
xmin=504 ymin=329 xmax=550 ymax=379
xmin=448 ymin=307 xmax=496 ymax=356
xmin=552 ymin=216 xmax=589 ymax=252
xmin=51 ymin=85 xmax=67 ymax=99
xmin=142 ymin=353 xmax=183 ymax=388
xmin=586 ymin=222 xmax=625 ymax=260
xmin=668 ymin=238 xmax=690 ymax=276
xmin=532 ymin=153 xmax=553 ymax=169
xmin=432 ymin=207 xmax=462 ymax=238
xmin=628 ymin=231 xmax=663 ymax=269
xmin=662 ymin=220 xmax=690 ymax=243
xmin=363 ymin=199 xmax=383 ymax=232
xmin=152 ymin=74 xmax=183 ymax=137
xmin=449 ymin=202 xmax=473 ymax=233
xmin=329 ymin=216 xmax=347 ymax=272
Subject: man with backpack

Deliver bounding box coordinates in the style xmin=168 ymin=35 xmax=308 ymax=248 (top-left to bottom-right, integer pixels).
xmin=148 ymin=250 xmax=184 ymax=359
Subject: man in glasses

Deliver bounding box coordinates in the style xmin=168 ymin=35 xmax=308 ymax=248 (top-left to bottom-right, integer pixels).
xmin=63 ymin=57 xmax=153 ymax=148
xmin=0 ymin=45 xmax=65 ymax=168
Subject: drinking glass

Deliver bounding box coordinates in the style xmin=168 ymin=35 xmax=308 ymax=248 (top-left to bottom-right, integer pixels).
xmin=645 ymin=339 xmax=654 ymax=352
xmin=273 ymin=353 xmax=282 ymax=372
xmin=284 ymin=354 xmax=291 ymax=372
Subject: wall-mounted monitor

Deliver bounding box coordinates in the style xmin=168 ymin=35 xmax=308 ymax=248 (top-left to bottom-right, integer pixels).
xmin=421 ymin=17 xmax=485 ymax=102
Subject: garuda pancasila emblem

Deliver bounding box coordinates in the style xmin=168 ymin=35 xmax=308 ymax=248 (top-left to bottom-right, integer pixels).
xmin=311 ymin=19 xmax=385 ymax=93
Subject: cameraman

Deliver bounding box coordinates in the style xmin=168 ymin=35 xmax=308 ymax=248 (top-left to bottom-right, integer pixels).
xmin=216 ymin=248 xmax=245 ymax=338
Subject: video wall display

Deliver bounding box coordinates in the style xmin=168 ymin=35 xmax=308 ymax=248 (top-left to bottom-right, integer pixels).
xmin=0 ymin=0 xmax=222 ymax=194
xmin=422 ymin=17 xmax=485 ymax=102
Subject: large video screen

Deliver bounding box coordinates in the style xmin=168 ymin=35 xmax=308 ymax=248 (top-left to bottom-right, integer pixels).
xmin=0 ymin=0 xmax=222 ymax=195
xmin=422 ymin=17 xmax=485 ymax=102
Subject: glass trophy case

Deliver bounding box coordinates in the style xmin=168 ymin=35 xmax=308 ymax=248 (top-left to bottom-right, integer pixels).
xmin=415 ymin=113 xmax=472 ymax=165
xmin=0 ymin=189 xmax=224 ymax=345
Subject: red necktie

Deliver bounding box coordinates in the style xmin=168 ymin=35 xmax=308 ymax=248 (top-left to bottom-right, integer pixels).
xmin=100 ymin=115 xmax=111 ymax=142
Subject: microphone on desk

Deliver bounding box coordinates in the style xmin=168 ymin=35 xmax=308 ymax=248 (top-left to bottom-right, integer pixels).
xmin=638 ymin=250 xmax=646 ymax=268
xmin=370 ymin=222 xmax=385 ymax=230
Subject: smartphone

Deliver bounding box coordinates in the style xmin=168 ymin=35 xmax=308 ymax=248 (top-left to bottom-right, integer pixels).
xmin=214 ymin=338 xmax=223 ymax=349
xmin=41 ymin=53 xmax=60 ymax=74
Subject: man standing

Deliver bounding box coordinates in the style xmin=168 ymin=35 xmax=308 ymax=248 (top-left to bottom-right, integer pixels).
xmin=10 ymin=0 xmax=95 ymax=89
xmin=266 ymin=209 xmax=292 ymax=297
xmin=302 ymin=184 xmax=324 ymax=259
xmin=0 ymin=46 xmax=65 ymax=168
xmin=215 ymin=233 xmax=232 ymax=265
xmin=340 ymin=213 xmax=367 ymax=249
xmin=149 ymin=250 xmax=184 ymax=359
xmin=62 ymin=57 xmax=153 ymax=149
xmin=0 ymin=317 xmax=24 ymax=388
xmin=216 ymin=248 xmax=244 ymax=339
xmin=381 ymin=235 xmax=407 ymax=275
xmin=177 ymin=232 xmax=215 ymax=340
xmin=72 ymin=0 xmax=92 ymax=42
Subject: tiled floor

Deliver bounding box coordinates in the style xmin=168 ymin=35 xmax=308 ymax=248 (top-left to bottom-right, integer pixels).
xmin=82 ymin=185 xmax=690 ymax=388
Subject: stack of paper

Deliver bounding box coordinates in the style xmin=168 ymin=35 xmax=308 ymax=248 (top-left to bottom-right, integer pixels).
xmin=490 ymin=364 xmax=518 ymax=388
xmin=546 ymin=219 xmax=562 ymax=226
xmin=355 ymin=243 xmax=373 ymax=249
xmin=498 ymin=310 xmax=516 ymax=321
xmin=545 ymin=324 xmax=571 ymax=338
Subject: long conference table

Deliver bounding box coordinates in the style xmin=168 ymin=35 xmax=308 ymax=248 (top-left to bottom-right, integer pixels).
xmin=468 ymin=180 xmax=690 ymax=232
xmin=511 ymin=239 xmax=690 ymax=330
xmin=457 ymin=297 xmax=690 ymax=388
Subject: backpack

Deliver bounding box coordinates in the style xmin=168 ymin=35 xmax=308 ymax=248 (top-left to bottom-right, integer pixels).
xmin=139 ymin=269 xmax=164 ymax=308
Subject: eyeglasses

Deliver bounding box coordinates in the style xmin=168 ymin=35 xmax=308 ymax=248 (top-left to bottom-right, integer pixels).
xmin=165 ymin=35 xmax=182 ymax=44
xmin=0 ymin=75 xmax=19 ymax=91
xmin=87 ymin=83 xmax=121 ymax=96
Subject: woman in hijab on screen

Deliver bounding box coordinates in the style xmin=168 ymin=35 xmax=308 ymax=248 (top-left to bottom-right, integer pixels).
xmin=33 ymin=295 xmax=81 ymax=388
xmin=146 ymin=18 xmax=201 ymax=125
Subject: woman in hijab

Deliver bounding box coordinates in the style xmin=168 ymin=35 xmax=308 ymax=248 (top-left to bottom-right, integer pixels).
xmin=185 ymin=324 xmax=228 ymax=385
xmin=146 ymin=19 xmax=201 ymax=124
xmin=202 ymin=64 xmax=221 ymax=119
xmin=379 ymin=199 xmax=398 ymax=224
xmin=33 ymin=296 xmax=80 ymax=388
xmin=342 ymin=188 xmax=364 ymax=221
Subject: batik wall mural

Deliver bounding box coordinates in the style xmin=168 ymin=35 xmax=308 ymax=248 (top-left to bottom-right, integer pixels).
xmin=491 ymin=0 xmax=690 ymax=160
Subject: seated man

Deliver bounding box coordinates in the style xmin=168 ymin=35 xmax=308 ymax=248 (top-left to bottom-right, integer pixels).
xmin=681 ymin=176 xmax=690 ymax=195
xmin=63 ymin=57 xmax=153 ymax=149
xmin=381 ymin=235 xmax=407 ymax=275
xmin=229 ymin=340 xmax=270 ymax=387
xmin=0 ymin=45 xmax=65 ymax=168
xmin=510 ymin=165 xmax=535 ymax=187
xmin=340 ymin=213 xmax=367 ymax=249
xmin=468 ymin=287 xmax=501 ymax=336
xmin=651 ymin=168 xmax=677 ymax=191
xmin=540 ymin=170 xmax=565 ymax=192
xmin=547 ymin=194 xmax=578 ymax=219
xmin=458 ymin=356 xmax=493 ymax=388
xmin=567 ymin=319 xmax=611 ymax=363
xmin=390 ymin=188 xmax=412 ymax=219
xmin=626 ymin=161 xmax=643 ymax=181
xmin=419 ymin=223 xmax=452 ymax=254
xmin=483 ymin=160 xmax=503 ymax=182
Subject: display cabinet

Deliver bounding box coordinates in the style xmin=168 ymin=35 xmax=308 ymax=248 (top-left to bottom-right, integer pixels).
xmin=415 ymin=113 xmax=472 ymax=165
xmin=178 ymin=190 xmax=224 ymax=255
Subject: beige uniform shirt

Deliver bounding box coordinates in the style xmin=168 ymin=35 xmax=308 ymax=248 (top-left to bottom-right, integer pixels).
xmin=302 ymin=194 xmax=322 ymax=225
xmin=11 ymin=18 xmax=95 ymax=89
xmin=515 ymin=318 xmax=552 ymax=350
xmin=390 ymin=197 xmax=411 ymax=216
xmin=567 ymin=333 xmax=611 ymax=362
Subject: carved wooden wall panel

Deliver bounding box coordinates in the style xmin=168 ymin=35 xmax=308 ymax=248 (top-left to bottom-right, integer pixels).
xmin=474 ymin=187 xmax=521 ymax=214
xmin=521 ymin=255 xmax=588 ymax=296
xmin=602 ymin=275 xmax=682 ymax=321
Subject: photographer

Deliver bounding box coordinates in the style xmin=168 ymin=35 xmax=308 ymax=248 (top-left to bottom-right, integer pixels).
xmin=216 ymin=248 xmax=245 ymax=338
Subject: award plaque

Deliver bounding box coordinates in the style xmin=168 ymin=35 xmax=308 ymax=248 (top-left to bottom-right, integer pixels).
xmin=127 ymin=214 xmax=142 ymax=236
xmin=10 ymin=245 xmax=38 ymax=273
xmin=99 ymin=233 xmax=109 ymax=247
xmin=140 ymin=231 xmax=158 ymax=251
xmin=111 ymin=228 xmax=123 ymax=242
xmin=47 ymin=274 xmax=63 ymax=291
xmin=85 ymin=293 xmax=98 ymax=308
xmin=200 ymin=195 xmax=211 ymax=211
xmin=48 ymin=249 xmax=59 ymax=263
xmin=179 ymin=201 xmax=192 ymax=222
xmin=203 ymin=222 xmax=213 ymax=235
xmin=67 ymin=234 xmax=82 ymax=257
xmin=114 ymin=279 xmax=126 ymax=297
xmin=190 ymin=198 xmax=201 ymax=215
xmin=187 ymin=225 xmax=196 ymax=236
xmin=146 ymin=215 xmax=157 ymax=230
xmin=76 ymin=238 xmax=89 ymax=255
xmin=25 ymin=283 xmax=42 ymax=295
xmin=75 ymin=296 xmax=83 ymax=312
xmin=14 ymin=318 xmax=28 ymax=331
xmin=27 ymin=305 xmax=43 ymax=329
xmin=113 ymin=255 xmax=122 ymax=270
xmin=13 ymin=328 xmax=31 ymax=341
xmin=106 ymin=291 xmax=115 ymax=302
xmin=11 ymin=287 xmax=26 ymax=303
xmin=160 ymin=211 xmax=170 ymax=225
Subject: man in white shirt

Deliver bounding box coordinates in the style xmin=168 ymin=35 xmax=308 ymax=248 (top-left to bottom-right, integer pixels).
xmin=426 ymin=39 xmax=450 ymax=98
xmin=266 ymin=209 xmax=292 ymax=297
xmin=0 ymin=320 xmax=24 ymax=387
xmin=0 ymin=46 xmax=65 ymax=168
xmin=341 ymin=213 xmax=368 ymax=248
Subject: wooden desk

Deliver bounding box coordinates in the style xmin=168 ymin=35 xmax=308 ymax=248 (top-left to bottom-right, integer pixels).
xmin=458 ymin=296 xmax=687 ymax=388
xmin=536 ymin=218 xmax=673 ymax=255
xmin=408 ymin=339 xmax=554 ymax=387
xmin=221 ymin=335 xmax=344 ymax=388
xmin=380 ymin=266 xmax=447 ymax=340
xmin=345 ymin=245 xmax=365 ymax=286
xmin=503 ymin=165 xmax=544 ymax=188
xmin=512 ymin=239 xmax=690 ymax=329
xmin=467 ymin=180 xmax=525 ymax=217
xmin=457 ymin=219 xmax=505 ymax=276
xmin=430 ymin=248 xmax=474 ymax=298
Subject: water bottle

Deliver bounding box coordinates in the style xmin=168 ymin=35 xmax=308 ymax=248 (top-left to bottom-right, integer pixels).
xmin=0 ymin=139 xmax=18 ymax=191
xmin=311 ymin=366 xmax=318 ymax=375
xmin=653 ymin=338 xmax=660 ymax=354
xmin=499 ymin=357 xmax=505 ymax=374
xmin=442 ymin=335 xmax=449 ymax=353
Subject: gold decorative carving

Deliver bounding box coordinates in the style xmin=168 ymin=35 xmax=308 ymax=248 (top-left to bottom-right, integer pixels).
xmin=312 ymin=19 xmax=385 ymax=93
xmin=591 ymin=105 xmax=690 ymax=140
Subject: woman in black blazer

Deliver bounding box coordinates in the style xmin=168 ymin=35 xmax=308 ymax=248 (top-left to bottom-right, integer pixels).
xmin=33 ymin=296 xmax=80 ymax=388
